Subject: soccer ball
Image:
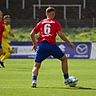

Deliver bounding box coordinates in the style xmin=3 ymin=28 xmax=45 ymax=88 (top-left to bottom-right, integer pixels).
xmin=68 ymin=76 xmax=78 ymax=87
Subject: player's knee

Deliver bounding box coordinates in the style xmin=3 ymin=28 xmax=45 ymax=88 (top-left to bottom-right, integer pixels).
xmin=8 ymin=48 xmax=13 ymax=53
xmin=32 ymin=65 xmax=41 ymax=75
xmin=60 ymin=54 xmax=67 ymax=61
xmin=6 ymin=52 xmax=11 ymax=56
xmin=0 ymin=49 xmax=3 ymax=55
xmin=33 ymin=63 xmax=41 ymax=71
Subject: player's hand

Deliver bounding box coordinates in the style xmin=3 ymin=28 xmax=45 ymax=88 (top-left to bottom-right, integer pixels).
xmin=32 ymin=44 xmax=38 ymax=51
xmin=3 ymin=35 xmax=8 ymax=39
xmin=68 ymin=42 xmax=76 ymax=49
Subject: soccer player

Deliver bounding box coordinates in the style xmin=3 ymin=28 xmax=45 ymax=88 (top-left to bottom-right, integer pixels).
xmin=0 ymin=10 xmax=4 ymax=67
xmin=0 ymin=15 xmax=14 ymax=68
xmin=30 ymin=7 xmax=77 ymax=87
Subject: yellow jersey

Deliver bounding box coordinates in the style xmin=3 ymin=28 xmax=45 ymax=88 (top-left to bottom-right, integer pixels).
xmin=3 ymin=24 xmax=11 ymax=40
xmin=2 ymin=24 xmax=12 ymax=52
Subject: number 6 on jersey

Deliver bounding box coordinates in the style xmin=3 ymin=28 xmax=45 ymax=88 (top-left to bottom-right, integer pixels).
xmin=44 ymin=24 xmax=51 ymax=35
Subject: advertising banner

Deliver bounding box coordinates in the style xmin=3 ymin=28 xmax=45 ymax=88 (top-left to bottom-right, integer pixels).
xmin=58 ymin=42 xmax=92 ymax=59
xmin=10 ymin=42 xmax=92 ymax=59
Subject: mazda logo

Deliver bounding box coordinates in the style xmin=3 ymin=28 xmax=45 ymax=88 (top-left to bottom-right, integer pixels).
xmin=76 ymin=44 xmax=88 ymax=54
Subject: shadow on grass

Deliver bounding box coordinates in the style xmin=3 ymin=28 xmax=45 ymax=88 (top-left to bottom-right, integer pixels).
xmin=66 ymin=86 xmax=96 ymax=90
xmin=36 ymin=86 xmax=96 ymax=90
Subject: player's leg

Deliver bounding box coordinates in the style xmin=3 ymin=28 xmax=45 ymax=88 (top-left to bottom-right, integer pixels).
xmin=60 ymin=55 xmax=78 ymax=85
xmin=0 ymin=42 xmax=5 ymax=68
xmin=32 ymin=62 xmax=41 ymax=87
xmin=0 ymin=49 xmax=5 ymax=68
xmin=51 ymin=44 xmax=77 ymax=85
xmin=1 ymin=43 xmax=12 ymax=61
xmin=0 ymin=41 xmax=12 ymax=68
xmin=50 ymin=44 xmax=69 ymax=79
xmin=32 ymin=41 xmax=51 ymax=87
xmin=60 ymin=55 xmax=72 ymax=85
xmin=60 ymin=55 xmax=69 ymax=80
xmin=50 ymin=44 xmax=75 ymax=84
xmin=0 ymin=42 xmax=3 ymax=55
xmin=1 ymin=41 xmax=12 ymax=61
xmin=1 ymin=52 xmax=11 ymax=61
xmin=0 ymin=49 xmax=3 ymax=55
xmin=0 ymin=53 xmax=4 ymax=59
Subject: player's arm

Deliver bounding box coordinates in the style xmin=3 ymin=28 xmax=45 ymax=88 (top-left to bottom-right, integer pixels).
xmin=57 ymin=32 xmax=75 ymax=48
xmin=3 ymin=34 xmax=8 ymax=39
xmin=30 ymin=30 xmax=38 ymax=51
xmin=30 ymin=21 xmax=41 ymax=50
xmin=9 ymin=25 xmax=14 ymax=37
xmin=9 ymin=29 xmax=14 ymax=37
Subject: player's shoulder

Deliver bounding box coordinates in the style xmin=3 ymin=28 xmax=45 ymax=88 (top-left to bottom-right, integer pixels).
xmin=39 ymin=19 xmax=48 ymax=24
xmin=53 ymin=19 xmax=60 ymax=23
xmin=52 ymin=19 xmax=61 ymax=26
xmin=5 ymin=24 xmax=11 ymax=28
xmin=36 ymin=19 xmax=43 ymax=25
xmin=7 ymin=24 xmax=11 ymax=28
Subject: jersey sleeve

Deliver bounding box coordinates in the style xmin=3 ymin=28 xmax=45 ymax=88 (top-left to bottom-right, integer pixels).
xmin=56 ymin=21 xmax=62 ymax=33
xmin=32 ymin=21 xmax=41 ymax=34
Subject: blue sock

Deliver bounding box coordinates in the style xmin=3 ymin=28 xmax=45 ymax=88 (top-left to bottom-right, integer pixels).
xmin=32 ymin=76 xmax=37 ymax=81
xmin=64 ymin=73 xmax=69 ymax=79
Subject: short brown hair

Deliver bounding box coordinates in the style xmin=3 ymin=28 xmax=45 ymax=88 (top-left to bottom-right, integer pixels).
xmin=46 ymin=7 xmax=55 ymax=13
xmin=3 ymin=15 xmax=10 ymax=19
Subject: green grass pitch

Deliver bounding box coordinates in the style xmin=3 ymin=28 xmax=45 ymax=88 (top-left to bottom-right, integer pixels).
xmin=0 ymin=59 xmax=96 ymax=96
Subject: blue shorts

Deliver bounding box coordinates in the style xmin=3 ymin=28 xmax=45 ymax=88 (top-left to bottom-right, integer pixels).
xmin=0 ymin=42 xmax=2 ymax=48
xmin=35 ymin=41 xmax=64 ymax=63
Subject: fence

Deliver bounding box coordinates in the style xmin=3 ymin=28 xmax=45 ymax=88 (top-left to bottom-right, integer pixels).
xmin=33 ymin=4 xmax=82 ymax=20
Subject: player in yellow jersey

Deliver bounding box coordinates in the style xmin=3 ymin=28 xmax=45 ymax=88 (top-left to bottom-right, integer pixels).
xmin=0 ymin=15 xmax=14 ymax=68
